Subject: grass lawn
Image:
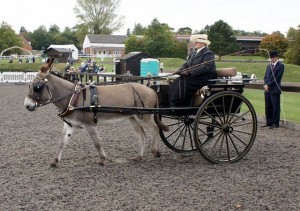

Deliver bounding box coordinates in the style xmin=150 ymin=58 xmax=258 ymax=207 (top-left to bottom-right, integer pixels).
xmin=243 ymin=89 xmax=300 ymax=124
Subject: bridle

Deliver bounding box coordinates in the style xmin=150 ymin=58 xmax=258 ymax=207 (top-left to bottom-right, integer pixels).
xmin=28 ymin=75 xmax=54 ymax=107
xmin=27 ymin=74 xmax=82 ymax=109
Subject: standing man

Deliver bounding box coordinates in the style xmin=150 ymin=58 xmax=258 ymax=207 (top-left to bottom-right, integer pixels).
xmin=261 ymin=50 xmax=285 ymax=129
xmin=169 ymin=34 xmax=217 ymax=106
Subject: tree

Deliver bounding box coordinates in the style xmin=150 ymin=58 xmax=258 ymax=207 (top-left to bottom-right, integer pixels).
xmin=233 ymin=29 xmax=267 ymax=37
xmin=132 ymin=23 xmax=146 ymax=35
xmin=260 ymin=32 xmax=289 ymax=58
xmin=75 ymin=23 xmax=89 ymax=47
xmin=177 ymin=27 xmax=192 ymax=35
xmin=125 ymin=18 xmax=187 ymax=59
xmin=124 ymin=35 xmax=145 ymax=53
xmin=285 ymin=26 xmax=300 ymax=65
xmin=73 ymin=0 xmax=124 ymax=34
xmin=206 ymin=20 xmax=239 ymax=57
xmin=143 ymin=18 xmax=174 ymax=57
xmin=0 ymin=22 xmax=22 ymax=54
xmin=61 ymin=27 xmax=80 ymax=48
xmin=29 ymin=26 xmax=51 ymax=50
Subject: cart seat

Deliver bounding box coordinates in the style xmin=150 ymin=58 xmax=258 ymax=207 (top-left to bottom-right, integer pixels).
xmin=192 ymin=67 xmax=237 ymax=106
xmin=216 ymin=67 xmax=237 ymax=77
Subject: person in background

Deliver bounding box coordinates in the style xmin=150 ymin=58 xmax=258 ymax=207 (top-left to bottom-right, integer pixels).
xmin=69 ymin=66 xmax=77 ymax=82
xmin=126 ymin=70 xmax=132 ymax=76
xmin=64 ymin=62 xmax=71 ymax=80
xmin=169 ymin=34 xmax=217 ymax=106
xmin=261 ymin=50 xmax=285 ymax=129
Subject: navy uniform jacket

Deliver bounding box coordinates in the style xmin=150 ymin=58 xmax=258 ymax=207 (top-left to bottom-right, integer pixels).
xmin=264 ymin=61 xmax=284 ymax=94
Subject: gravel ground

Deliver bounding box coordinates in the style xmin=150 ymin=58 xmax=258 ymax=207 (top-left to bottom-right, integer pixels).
xmin=0 ymin=83 xmax=299 ymax=211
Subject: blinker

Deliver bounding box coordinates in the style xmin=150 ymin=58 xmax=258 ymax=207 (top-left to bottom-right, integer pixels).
xmin=33 ymin=82 xmax=45 ymax=93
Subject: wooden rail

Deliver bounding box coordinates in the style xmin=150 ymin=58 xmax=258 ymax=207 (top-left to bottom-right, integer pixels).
xmin=245 ymin=82 xmax=300 ymax=92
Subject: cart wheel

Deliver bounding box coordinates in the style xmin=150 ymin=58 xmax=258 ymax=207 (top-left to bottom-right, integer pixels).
xmin=193 ymin=91 xmax=257 ymax=163
xmin=159 ymin=114 xmax=198 ymax=153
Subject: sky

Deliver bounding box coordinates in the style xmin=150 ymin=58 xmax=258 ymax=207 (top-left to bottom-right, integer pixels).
xmin=0 ymin=0 xmax=298 ymax=36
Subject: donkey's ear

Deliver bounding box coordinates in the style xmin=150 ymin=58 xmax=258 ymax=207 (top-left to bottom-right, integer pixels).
xmin=40 ymin=57 xmax=54 ymax=73
xmin=49 ymin=57 xmax=54 ymax=65
xmin=46 ymin=57 xmax=54 ymax=65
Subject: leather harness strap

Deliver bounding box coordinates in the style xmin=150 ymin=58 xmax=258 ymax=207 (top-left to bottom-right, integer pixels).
xmin=89 ymin=85 xmax=98 ymax=123
xmin=58 ymin=83 xmax=87 ymax=127
xmin=130 ymin=84 xmax=144 ymax=119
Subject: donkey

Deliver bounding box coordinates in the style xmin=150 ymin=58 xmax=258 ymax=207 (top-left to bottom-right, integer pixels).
xmin=24 ymin=58 xmax=169 ymax=167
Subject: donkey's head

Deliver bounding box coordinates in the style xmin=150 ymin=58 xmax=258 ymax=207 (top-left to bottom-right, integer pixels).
xmin=24 ymin=58 xmax=55 ymax=111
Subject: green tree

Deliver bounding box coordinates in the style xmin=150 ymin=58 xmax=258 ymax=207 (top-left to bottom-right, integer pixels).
xmin=177 ymin=27 xmax=192 ymax=35
xmin=75 ymin=23 xmax=89 ymax=47
xmin=124 ymin=35 xmax=145 ymax=53
xmin=143 ymin=18 xmax=174 ymax=57
xmin=285 ymin=26 xmax=300 ymax=65
xmin=61 ymin=27 xmax=80 ymax=48
xmin=260 ymin=32 xmax=289 ymax=58
xmin=233 ymin=29 xmax=267 ymax=36
xmin=207 ymin=20 xmax=239 ymax=58
xmin=125 ymin=18 xmax=187 ymax=59
xmin=48 ymin=24 xmax=62 ymax=44
xmin=73 ymin=0 xmax=124 ymax=34
xmin=29 ymin=26 xmax=51 ymax=50
xmin=132 ymin=23 xmax=146 ymax=35
xmin=0 ymin=22 xmax=22 ymax=54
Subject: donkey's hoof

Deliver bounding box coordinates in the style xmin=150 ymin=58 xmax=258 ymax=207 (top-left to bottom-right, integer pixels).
xmin=132 ymin=155 xmax=143 ymax=162
xmin=50 ymin=159 xmax=58 ymax=168
xmin=153 ymin=151 xmax=161 ymax=158
xmin=98 ymin=160 xmax=105 ymax=166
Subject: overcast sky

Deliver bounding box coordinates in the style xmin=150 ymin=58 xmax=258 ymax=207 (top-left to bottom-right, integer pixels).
xmin=0 ymin=0 xmax=298 ymax=35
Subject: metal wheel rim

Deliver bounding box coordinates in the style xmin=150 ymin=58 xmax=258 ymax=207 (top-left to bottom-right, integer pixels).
xmin=193 ymin=91 xmax=257 ymax=163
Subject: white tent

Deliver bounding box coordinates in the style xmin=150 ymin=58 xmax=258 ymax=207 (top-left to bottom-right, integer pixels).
xmin=47 ymin=44 xmax=78 ymax=59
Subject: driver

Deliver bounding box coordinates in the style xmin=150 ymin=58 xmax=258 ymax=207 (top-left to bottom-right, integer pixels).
xmin=169 ymin=34 xmax=217 ymax=106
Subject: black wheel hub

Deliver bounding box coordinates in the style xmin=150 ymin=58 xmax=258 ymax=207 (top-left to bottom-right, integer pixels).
xmin=223 ymin=124 xmax=233 ymax=133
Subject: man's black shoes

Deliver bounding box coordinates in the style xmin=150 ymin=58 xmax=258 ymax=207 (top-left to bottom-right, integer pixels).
xmin=269 ymin=124 xmax=279 ymax=129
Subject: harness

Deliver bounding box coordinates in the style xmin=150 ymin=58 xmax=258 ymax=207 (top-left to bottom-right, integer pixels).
xmin=89 ymin=85 xmax=98 ymax=123
xmin=28 ymin=74 xmax=146 ymax=126
xmin=130 ymin=84 xmax=145 ymax=119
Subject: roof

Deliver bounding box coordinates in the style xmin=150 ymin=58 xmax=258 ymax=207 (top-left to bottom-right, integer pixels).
xmin=91 ymin=46 xmax=125 ymax=51
xmin=236 ymin=36 xmax=264 ymax=41
xmin=44 ymin=48 xmax=69 ymax=53
xmin=118 ymin=52 xmax=153 ymax=60
xmin=48 ymin=44 xmax=78 ymax=51
xmin=87 ymin=34 xmax=128 ymax=44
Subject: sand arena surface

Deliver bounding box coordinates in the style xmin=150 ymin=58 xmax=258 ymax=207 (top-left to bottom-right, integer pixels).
xmin=1 ymin=83 xmax=299 ymax=210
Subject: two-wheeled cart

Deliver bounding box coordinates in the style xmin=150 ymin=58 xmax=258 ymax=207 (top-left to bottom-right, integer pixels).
xmin=73 ymin=67 xmax=257 ymax=163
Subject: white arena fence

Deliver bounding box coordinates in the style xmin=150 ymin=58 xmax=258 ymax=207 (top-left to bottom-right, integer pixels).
xmin=0 ymin=72 xmax=37 ymax=83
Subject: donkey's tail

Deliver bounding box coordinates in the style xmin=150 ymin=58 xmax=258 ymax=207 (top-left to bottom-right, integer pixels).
xmin=153 ymin=91 xmax=169 ymax=131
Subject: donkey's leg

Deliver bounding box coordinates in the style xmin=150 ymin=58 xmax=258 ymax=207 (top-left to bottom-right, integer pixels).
xmin=85 ymin=124 xmax=107 ymax=165
xmin=128 ymin=117 xmax=147 ymax=161
xmin=50 ymin=122 xmax=74 ymax=167
xmin=137 ymin=115 xmax=161 ymax=158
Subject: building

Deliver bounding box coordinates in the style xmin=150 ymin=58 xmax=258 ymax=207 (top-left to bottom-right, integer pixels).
xmin=47 ymin=44 xmax=78 ymax=59
xmin=82 ymin=34 xmax=127 ymax=58
xmin=176 ymin=35 xmax=264 ymax=55
xmin=43 ymin=47 xmax=69 ymax=63
xmin=114 ymin=52 xmax=155 ymax=76
xmin=236 ymin=36 xmax=264 ymax=54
